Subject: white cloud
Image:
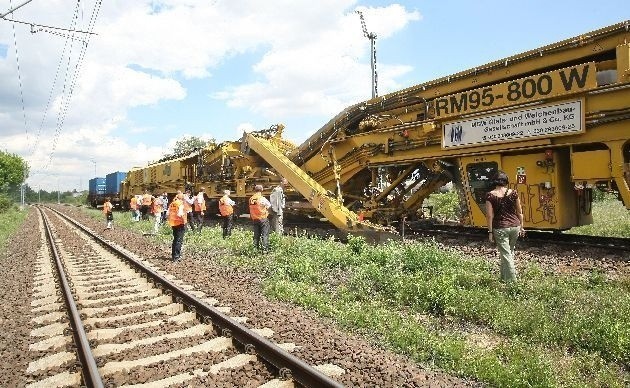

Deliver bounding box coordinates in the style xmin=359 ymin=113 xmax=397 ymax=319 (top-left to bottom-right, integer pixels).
xmin=235 ymin=122 xmax=255 ymax=138
xmin=212 ymin=3 xmax=421 ymax=118
xmin=0 ymin=0 xmax=421 ymax=192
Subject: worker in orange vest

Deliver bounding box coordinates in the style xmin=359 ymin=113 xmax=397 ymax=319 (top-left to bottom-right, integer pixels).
xmin=192 ymin=187 xmax=206 ymax=233
xmin=168 ymin=191 xmax=187 ymax=262
xmin=141 ymin=191 xmax=153 ymax=221
xmin=129 ymin=195 xmax=139 ymax=221
xmin=249 ymin=184 xmax=271 ymax=252
xmin=218 ymin=189 xmax=236 ymax=238
xmin=103 ymin=197 xmax=114 ymax=229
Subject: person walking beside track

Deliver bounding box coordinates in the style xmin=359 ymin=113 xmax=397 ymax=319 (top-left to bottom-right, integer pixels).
xmin=152 ymin=194 xmax=164 ymax=234
xmin=219 ymin=189 xmax=235 ymax=238
xmin=160 ymin=192 xmax=169 ymax=223
xmin=249 ymin=184 xmax=271 ymax=252
xmin=192 ymin=187 xmax=206 ymax=232
xmin=269 ymin=178 xmax=287 ymax=235
xmin=135 ymin=195 xmax=142 ymax=221
xmin=168 ymin=191 xmax=187 ymax=262
xmin=103 ymin=197 xmax=114 ymax=229
xmin=485 ymin=170 xmax=525 ymax=282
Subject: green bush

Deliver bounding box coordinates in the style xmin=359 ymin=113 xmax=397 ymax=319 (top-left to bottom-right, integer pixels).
xmin=426 ymin=191 xmax=461 ymax=220
xmin=0 ymin=194 xmax=14 ymax=213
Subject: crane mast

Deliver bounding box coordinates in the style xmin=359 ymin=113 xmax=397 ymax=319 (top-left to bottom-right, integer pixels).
xmin=355 ymin=10 xmax=377 ymax=99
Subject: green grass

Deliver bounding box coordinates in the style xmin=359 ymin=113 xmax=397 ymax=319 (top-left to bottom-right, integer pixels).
xmin=569 ymin=196 xmax=630 ymax=237
xmin=0 ymin=206 xmax=28 ymax=252
xmin=83 ymin=207 xmax=630 ymax=387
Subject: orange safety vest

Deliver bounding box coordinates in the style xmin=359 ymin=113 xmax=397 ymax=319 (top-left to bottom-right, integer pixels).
xmin=219 ymin=195 xmax=233 ymax=216
xmin=193 ymin=194 xmax=206 ymax=212
xmin=168 ymin=199 xmax=187 ymax=226
xmin=249 ymin=193 xmax=268 ymax=220
xmin=142 ymin=193 xmax=152 ymax=206
xmin=130 ymin=197 xmax=137 ymax=210
xmin=103 ymin=201 xmax=113 ymax=214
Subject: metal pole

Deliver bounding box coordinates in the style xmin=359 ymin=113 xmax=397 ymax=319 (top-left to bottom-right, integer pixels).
xmin=91 ymin=159 xmax=96 ymax=177
xmin=57 ymin=178 xmax=60 ymax=204
xmin=370 ymin=37 xmax=376 ymax=99
xmin=0 ymin=0 xmax=35 ymax=18
xmin=401 ymin=216 xmax=406 ymax=240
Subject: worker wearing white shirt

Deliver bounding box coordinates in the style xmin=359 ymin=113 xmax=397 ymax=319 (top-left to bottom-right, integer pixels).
xmin=269 ymin=178 xmax=287 ymax=234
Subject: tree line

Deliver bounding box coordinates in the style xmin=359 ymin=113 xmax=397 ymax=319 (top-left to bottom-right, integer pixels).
xmin=0 ymin=150 xmax=29 ymax=213
xmin=0 ymin=136 xmax=215 ymax=213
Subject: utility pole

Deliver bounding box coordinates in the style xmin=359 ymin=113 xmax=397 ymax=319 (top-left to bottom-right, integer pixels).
xmin=90 ymin=159 xmax=97 ymax=177
xmin=356 ymin=10 xmax=378 ymax=99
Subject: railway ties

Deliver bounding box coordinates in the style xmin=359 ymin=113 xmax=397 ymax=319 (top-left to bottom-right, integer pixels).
xmin=28 ymin=206 xmax=344 ymax=387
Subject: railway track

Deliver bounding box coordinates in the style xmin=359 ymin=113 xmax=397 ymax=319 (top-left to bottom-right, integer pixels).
xmin=196 ymin=214 xmax=630 ymax=255
xmin=28 ymin=206 xmax=344 ymax=387
xmin=404 ymin=222 xmax=630 ymax=253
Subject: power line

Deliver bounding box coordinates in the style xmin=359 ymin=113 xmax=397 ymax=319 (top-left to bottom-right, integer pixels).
xmin=43 ymin=0 xmax=83 ymax=170
xmin=29 ymin=19 xmax=79 ymax=158
xmin=0 ymin=0 xmax=34 ymax=18
xmin=44 ymin=0 xmax=102 ymax=171
xmin=9 ymin=1 xmax=29 ymax=148
xmin=2 ymin=16 xmax=98 ymax=36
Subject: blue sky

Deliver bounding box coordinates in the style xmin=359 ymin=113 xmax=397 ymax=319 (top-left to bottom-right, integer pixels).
xmin=0 ymin=0 xmax=628 ymax=191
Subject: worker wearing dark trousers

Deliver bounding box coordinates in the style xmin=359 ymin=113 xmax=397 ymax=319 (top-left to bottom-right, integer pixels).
xmin=192 ymin=187 xmax=206 ymax=233
xmin=249 ymin=185 xmax=271 ymax=252
xmin=219 ymin=189 xmax=235 ymax=238
xmin=168 ymin=192 xmax=187 ymax=262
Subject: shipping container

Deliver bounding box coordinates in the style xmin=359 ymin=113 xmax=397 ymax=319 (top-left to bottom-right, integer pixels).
xmin=88 ymin=177 xmax=106 ymax=208
xmin=88 ymin=177 xmax=106 ymax=195
xmin=105 ymin=171 xmax=126 ymax=195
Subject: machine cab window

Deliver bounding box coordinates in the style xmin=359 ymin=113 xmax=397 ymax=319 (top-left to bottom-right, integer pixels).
xmin=466 ymin=162 xmax=498 ymax=212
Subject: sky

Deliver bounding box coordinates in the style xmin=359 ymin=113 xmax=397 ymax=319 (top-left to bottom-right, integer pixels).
xmin=0 ymin=0 xmax=628 ymax=192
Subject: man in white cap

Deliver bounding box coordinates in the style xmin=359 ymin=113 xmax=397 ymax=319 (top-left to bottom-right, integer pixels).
xmin=269 ymin=178 xmax=287 ymax=234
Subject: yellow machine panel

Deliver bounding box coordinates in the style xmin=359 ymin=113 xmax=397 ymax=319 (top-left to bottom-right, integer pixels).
xmin=571 ymin=149 xmax=611 ymax=181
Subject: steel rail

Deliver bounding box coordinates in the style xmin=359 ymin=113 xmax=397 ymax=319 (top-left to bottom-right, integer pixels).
xmin=47 ymin=206 xmax=344 ymax=388
xmin=407 ymin=222 xmax=630 ymax=253
xmin=36 ymin=206 xmax=104 ymax=388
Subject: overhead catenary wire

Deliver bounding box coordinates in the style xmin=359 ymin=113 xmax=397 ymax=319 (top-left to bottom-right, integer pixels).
xmin=9 ymin=0 xmax=29 ymax=149
xmin=2 ymin=16 xmax=98 ymax=36
xmin=28 ymin=15 xmax=80 ymax=158
xmin=0 ymin=0 xmax=34 ymax=18
xmin=53 ymin=0 xmax=102 ymax=143
xmin=43 ymin=0 xmax=102 ymax=172
xmin=41 ymin=0 xmax=83 ymax=170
